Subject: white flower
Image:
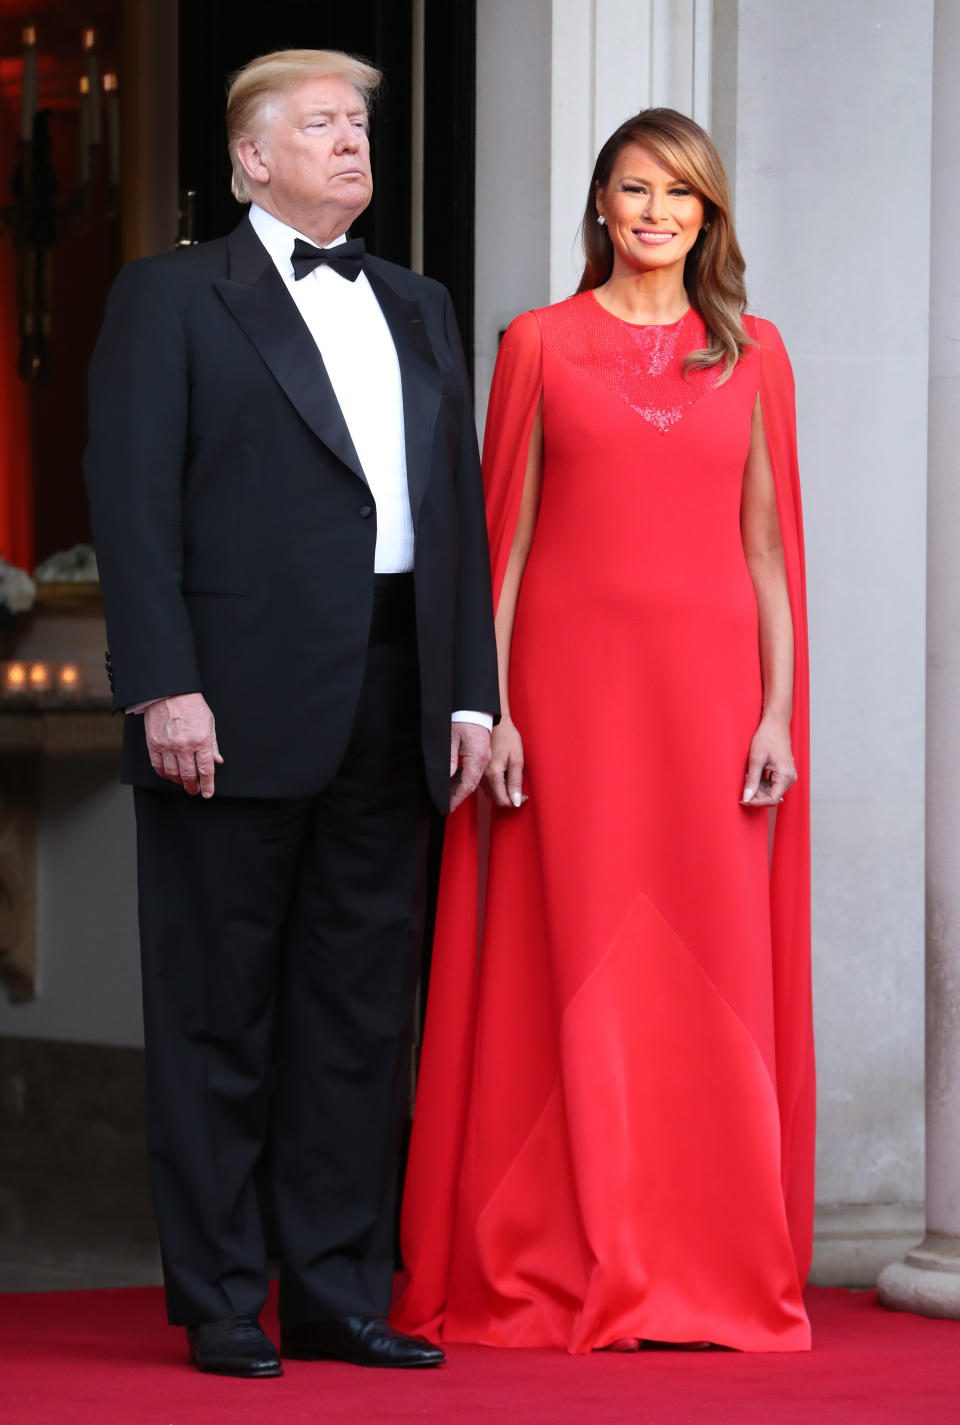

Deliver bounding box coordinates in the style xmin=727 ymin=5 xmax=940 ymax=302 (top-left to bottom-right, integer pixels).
xmin=0 ymin=558 xmax=36 ymax=615
xmin=33 ymin=543 xmax=99 ymax=583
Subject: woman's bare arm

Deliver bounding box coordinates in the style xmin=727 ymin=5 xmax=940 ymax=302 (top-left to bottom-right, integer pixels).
xmin=740 ymin=394 xmax=796 ymax=807
xmin=482 ymin=403 xmax=544 ymax=807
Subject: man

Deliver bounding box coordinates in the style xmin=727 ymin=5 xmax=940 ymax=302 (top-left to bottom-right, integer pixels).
xmin=84 ymin=49 xmax=497 ymax=1377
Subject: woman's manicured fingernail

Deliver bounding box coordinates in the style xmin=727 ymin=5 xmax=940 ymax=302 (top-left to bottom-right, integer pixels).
xmin=742 ymin=787 xmax=755 ymax=803
xmin=511 ymin=791 xmax=522 ymax=808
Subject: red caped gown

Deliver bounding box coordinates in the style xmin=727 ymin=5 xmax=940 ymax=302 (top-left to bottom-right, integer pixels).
xmin=393 ymin=293 xmax=815 ymax=1353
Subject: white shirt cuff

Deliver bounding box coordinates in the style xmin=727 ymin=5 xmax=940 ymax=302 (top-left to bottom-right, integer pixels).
xmin=451 ymin=710 xmax=494 ymax=732
xmin=129 ymin=702 xmax=494 ymax=734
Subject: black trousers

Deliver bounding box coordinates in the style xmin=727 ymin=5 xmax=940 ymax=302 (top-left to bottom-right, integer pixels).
xmin=134 ymin=578 xmax=430 ymax=1325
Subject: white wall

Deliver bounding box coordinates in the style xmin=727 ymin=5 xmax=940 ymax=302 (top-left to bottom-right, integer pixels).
xmin=920 ymin=0 xmax=960 ymax=1237
xmin=474 ymin=0 xmax=553 ymax=430
xmin=475 ymin=0 xmax=711 ymax=427
xmin=549 ymin=0 xmax=712 ymax=303
xmin=4 ymin=2 xmax=934 ymax=1238
xmin=0 ymin=764 xmax=143 ymax=1048
xmin=475 ymin=0 xmax=933 ymax=1270
xmin=724 ymin=0 xmax=931 ymax=1211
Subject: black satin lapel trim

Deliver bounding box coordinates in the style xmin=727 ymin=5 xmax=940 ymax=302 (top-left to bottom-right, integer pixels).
xmin=225 ymin=215 xmax=274 ymax=284
xmin=215 ymin=232 xmax=366 ymax=487
xmin=364 ymin=266 xmax=441 ymax=529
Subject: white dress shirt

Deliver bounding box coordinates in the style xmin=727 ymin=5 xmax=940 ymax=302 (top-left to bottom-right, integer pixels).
xmin=129 ymin=206 xmax=492 ymax=730
xmin=249 ymin=203 xmax=414 ymax=572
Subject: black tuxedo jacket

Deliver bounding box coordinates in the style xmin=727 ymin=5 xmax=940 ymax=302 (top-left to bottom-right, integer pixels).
xmin=84 ymin=216 xmax=499 ymax=810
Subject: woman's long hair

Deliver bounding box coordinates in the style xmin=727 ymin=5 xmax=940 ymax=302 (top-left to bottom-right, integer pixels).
xmin=578 ymin=108 xmax=750 ymax=383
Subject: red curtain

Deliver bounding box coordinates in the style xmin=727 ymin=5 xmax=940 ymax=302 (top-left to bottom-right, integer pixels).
xmin=0 ymin=233 xmax=33 ymax=571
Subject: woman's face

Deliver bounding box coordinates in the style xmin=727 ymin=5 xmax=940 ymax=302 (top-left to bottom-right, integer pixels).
xmin=595 ymin=143 xmax=705 ymax=277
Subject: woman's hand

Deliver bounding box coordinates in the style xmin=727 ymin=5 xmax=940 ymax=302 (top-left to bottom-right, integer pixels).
xmin=742 ymin=715 xmax=796 ymax=807
xmin=482 ymin=716 xmax=527 ymax=808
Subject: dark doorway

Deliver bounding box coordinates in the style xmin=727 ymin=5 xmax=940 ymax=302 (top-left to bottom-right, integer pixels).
xmin=178 ymin=1 xmax=412 ymax=264
xmin=421 ymin=0 xmax=476 ymax=371
xmin=177 ymin=0 xmax=476 ymax=363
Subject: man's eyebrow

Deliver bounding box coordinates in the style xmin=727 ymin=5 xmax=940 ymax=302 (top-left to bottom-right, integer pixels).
xmin=301 ymin=106 xmax=367 ymax=118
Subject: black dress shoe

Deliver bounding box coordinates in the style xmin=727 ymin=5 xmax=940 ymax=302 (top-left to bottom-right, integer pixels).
xmin=186 ymin=1314 xmax=283 ymax=1377
xmin=281 ymin=1316 xmax=445 ymax=1368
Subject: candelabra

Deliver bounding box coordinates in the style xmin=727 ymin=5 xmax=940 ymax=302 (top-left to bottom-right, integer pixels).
xmin=0 ymin=25 xmax=121 ymax=383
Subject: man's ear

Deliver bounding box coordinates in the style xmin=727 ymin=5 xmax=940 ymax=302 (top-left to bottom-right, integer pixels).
xmin=237 ymin=137 xmax=269 ymax=186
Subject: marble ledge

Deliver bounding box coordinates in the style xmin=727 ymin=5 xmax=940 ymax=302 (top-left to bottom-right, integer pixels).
xmin=810 ymin=1202 xmax=925 ymax=1289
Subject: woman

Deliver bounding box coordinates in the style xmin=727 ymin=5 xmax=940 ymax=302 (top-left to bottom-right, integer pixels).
xmin=393 ymin=109 xmax=814 ymax=1354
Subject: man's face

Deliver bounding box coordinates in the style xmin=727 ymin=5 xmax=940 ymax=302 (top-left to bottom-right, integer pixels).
xmin=257 ymin=74 xmax=373 ymax=231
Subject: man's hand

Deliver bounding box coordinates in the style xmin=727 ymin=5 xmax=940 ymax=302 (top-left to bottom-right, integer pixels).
xmin=449 ymin=721 xmax=491 ymax=814
xmin=144 ymin=693 xmax=223 ymax=798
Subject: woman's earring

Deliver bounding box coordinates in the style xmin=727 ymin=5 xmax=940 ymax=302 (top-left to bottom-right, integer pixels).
xmin=701 ymin=221 xmax=711 ymax=232
xmin=597 ymin=214 xmax=606 ymax=226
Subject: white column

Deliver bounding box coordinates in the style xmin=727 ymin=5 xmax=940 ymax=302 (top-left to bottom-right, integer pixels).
xmin=549 ymin=0 xmax=710 ymax=301
xmin=475 ymin=0 xmax=709 ymax=428
xmin=722 ymin=0 xmax=933 ymax=1283
xmin=878 ymin=0 xmax=960 ymax=1319
xmin=548 ymin=0 xmax=600 ymax=303
xmin=475 ymin=0 xmax=937 ymax=1285
xmin=474 ymin=0 xmax=553 ymax=429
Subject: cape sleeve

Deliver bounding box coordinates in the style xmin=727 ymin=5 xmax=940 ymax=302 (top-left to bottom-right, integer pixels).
xmin=751 ymin=315 xmax=816 ymax=1281
xmin=481 ymin=311 xmax=546 ymax=605
xmin=392 ymin=312 xmax=544 ymax=1336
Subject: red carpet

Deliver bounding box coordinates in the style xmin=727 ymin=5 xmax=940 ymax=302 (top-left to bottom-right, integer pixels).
xmin=1 ymin=1285 xmax=957 ymax=1424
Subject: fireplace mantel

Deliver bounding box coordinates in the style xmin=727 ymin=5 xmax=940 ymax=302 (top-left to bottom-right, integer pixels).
xmin=0 ymin=588 xmax=121 ymax=1004
xmin=0 ymin=707 xmax=120 ymax=755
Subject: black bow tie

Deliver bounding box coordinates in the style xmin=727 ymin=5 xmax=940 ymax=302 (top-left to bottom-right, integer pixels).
xmin=291 ymin=236 xmax=365 ymax=282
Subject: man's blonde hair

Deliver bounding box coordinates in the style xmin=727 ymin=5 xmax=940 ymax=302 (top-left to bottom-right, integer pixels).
xmin=226 ymin=49 xmax=382 ymax=203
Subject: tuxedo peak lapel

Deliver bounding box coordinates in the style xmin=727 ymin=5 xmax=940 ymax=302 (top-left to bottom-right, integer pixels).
xmin=224 ymin=214 xmax=274 ymax=284
xmin=364 ymin=265 xmax=441 ymax=531
xmin=213 ymin=217 xmax=367 ymax=487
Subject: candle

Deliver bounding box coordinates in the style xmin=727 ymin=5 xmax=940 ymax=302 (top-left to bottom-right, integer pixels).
xmin=2 ymin=663 xmax=27 ymax=696
xmin=28 ymin=662 xmax=51 ymax=693
xmin=103 ymin=73 xmax=120 ymax=187
xmin=82 ymin=28 xmax=101 ymax=145
xmin=20 ymin=26 xmax=38 ymax=142
xmin=57 ymin=664 xmax=82 ymax=698
xmin=78 ymin=76 xmax=92 ymax=183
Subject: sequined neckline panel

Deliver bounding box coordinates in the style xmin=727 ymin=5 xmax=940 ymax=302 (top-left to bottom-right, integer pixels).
xmin=537 ymin=292 xmax=720 ymax=435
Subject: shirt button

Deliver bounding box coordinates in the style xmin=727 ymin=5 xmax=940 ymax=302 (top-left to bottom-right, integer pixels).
xmin=359 ymin=503 xmax=373 ymax=519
